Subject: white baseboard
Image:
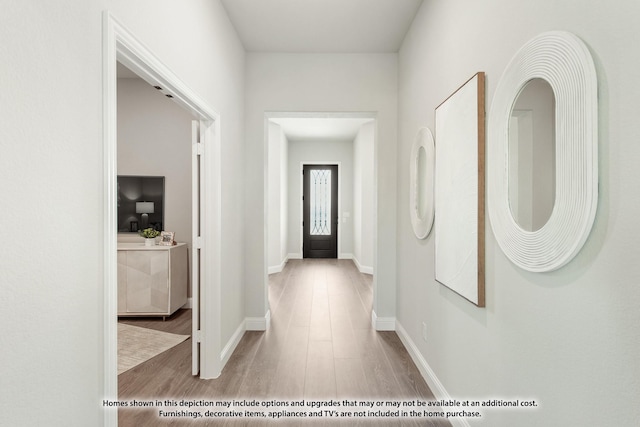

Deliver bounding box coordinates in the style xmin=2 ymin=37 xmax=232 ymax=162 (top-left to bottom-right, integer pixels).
xmin=288 ymin=253 xmax=302 ymax=260
xmin=352 ymin=256 xmax=373 ymax=275
xmin=220 ymin=322 xmax=245 ymax=368
xmin=371 ymin=310 xmax=396 ymax=331
xmin=220 ymin=311 xmax=272 ymax=370
xmin=395 ymin=321 xmax=470 ymax=427
xmin=268 ymin=257 xmax=288 ymax=274
xmin=245 ymin=310 xmax=271 ymax=331
xmin=182 ymin=298 xmax=192 ymax=309
xmin=341 ymin=253 xmax=374 ymax=275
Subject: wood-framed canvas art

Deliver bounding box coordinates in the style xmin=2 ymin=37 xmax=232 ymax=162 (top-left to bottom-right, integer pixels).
xmin=434 ymin=72 xmax=486 ymax=307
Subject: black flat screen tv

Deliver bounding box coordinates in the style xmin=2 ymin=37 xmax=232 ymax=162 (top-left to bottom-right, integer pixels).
xmin=117 ymin=175 xmax=165 ymax=232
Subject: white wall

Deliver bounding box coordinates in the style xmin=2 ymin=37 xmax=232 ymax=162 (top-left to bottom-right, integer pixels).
xmin=245 ymin=53 xmax=398 ymax=322
xmin=0 ymin=2 xmax=104 ymax=425
xmin=353 ymin=121 xmax=375 ymax=273
xmin=287 ymin=140 xmax=354 ymax=259
xmin=397 ymin=1 xmax=640 ymax=426
xmin=117 ymin=77 xmax=193 ymax=293
xmin=0 ymin=2 xmax=245 ymax=425
xmin=267 ymin=121 xmax=288 ymax=272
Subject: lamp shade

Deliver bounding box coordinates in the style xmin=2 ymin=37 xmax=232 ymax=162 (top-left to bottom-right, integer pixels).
xmin=136 ymin=201 xmax=154 ymax=214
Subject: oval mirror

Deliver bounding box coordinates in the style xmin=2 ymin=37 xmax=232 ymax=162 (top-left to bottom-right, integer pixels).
xmin=487 ymin=31 xmax=598 ymax=272
xmin=409 ymin=127 xmax=435 ymax=239
xmin=508 ymin=78 xmax=556 ymax=231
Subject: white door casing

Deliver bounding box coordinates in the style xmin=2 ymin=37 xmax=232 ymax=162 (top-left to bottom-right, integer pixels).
xmin=191 ymin=121 xmax=201 ymax=375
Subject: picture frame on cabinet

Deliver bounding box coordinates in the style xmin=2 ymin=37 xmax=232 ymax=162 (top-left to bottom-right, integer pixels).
xmin=159 ymin=231 xmax=175 ymax=246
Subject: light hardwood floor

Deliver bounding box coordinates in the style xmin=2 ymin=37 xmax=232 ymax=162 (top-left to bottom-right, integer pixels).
xmin=118 ymin=259 xmax=451 ymax=426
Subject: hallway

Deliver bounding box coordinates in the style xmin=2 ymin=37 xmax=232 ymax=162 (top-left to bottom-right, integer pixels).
xmin=119 ymin=259 xmax=449 ymax=426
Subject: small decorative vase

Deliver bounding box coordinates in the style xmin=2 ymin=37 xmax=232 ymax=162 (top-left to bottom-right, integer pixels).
xmin=144 ymin=238 xmax=155 ymax=247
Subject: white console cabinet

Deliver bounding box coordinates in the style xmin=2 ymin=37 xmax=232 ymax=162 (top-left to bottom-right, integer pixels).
xmin=117 ymin=242 xmax=188 ymax=319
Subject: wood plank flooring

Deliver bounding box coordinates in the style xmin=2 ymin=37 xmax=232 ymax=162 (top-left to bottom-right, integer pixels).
xmin=118 ymin=259 xmax=451 ymax=426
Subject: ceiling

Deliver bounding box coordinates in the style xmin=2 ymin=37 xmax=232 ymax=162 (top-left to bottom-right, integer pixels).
xmin=270 ymin=117 xmax=373 ymax=141
xmin=220 ymin=0 xmax=423 ymax=53
xmin=120 ymin=1 xmax=415 ymax=138
xmin=222 ymin=1 xmax=415 ymax=140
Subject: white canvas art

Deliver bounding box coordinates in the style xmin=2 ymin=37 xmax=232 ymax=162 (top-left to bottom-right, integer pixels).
xmin=435 ymin=73 xmax=485 ymax=307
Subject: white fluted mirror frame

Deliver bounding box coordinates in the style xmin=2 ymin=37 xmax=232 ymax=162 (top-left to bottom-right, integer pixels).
xmin=488 ymin=31 xmax=598 ymax=272
xmin=409 ymin=127 xmax=435 ymax=239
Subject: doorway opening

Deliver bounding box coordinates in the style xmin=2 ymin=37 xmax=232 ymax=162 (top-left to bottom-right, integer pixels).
xmin=264 ymin=111 xmax=377 ymax=320
xmin=115 ymin=59 xmax=194 ymax=356
xmin=103 ymin=12 xmax=222 ymax=426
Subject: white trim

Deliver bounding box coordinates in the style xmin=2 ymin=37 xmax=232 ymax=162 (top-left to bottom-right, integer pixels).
xmin=371 ymin=310 xmax=396 ymax=331
xmin=200 ymin=120 xmax=223 ymax=379
xmin=182 ymin=298 xmax=193 ymax=309
xmin=287 ymin=252 xmax=302 ymax=260
xmin=220 ymin=322 xmax=245 ymax=368
xmin=395 ymin=322 xmax=470 ymax=427
xmin=191 ymin=120 xmax=200 ymax=376
xmin=360 ymin=267 xmax=374 ymax=275
xmin=113 ymin=27 xmax=216 ymax=120
xmin=268 ymin=257 xmax=288 ymax=275
xmin=488 ymin=30 xmax=598 ymax=272
xmin=245 ymin=310 xmax=271 ymax=331
xmin=103 ymin=13 xmax=223 ymax=415
xmin=351 ymin=255 xmax=374 ymax=275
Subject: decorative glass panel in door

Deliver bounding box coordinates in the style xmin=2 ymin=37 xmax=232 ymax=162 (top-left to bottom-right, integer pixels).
xmin=310 ymin=169 xmax=332 ymax=235
xmin=303 ymin=165 xmax=338 ymax=258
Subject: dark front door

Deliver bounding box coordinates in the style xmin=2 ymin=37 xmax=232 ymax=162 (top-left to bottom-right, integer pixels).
xmin=303 ymin=164 xmax=338 ymax=258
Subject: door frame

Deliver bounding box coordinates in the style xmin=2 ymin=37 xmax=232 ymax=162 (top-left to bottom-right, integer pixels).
xmin=300 ymin=162 xmax=341 ymax=258
xmin=102 ymin=12 xmax=222 ymax=425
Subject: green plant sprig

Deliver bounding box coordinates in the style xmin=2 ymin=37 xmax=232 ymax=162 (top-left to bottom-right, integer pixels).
xmin=139 ymin=228 xmax=160 ymax=238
